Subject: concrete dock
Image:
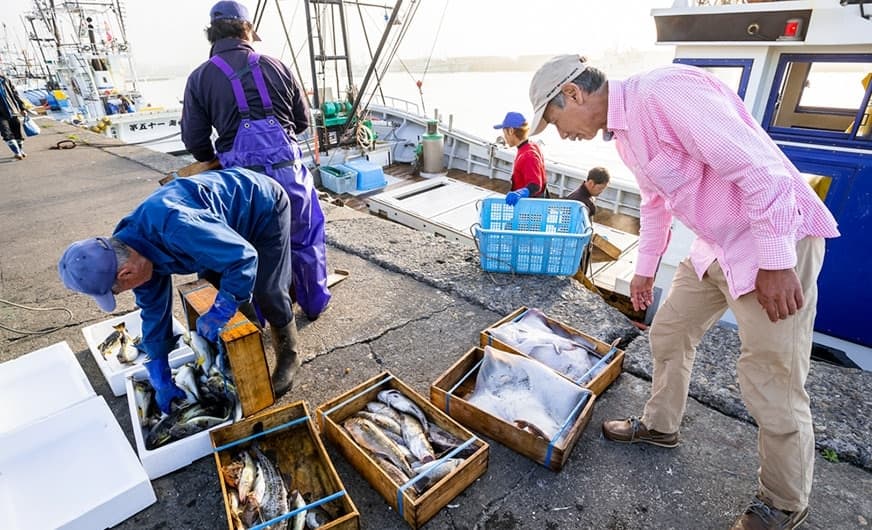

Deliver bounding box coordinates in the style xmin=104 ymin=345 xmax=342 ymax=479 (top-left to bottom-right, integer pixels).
xmin=1 ymin=119 xmax=870 ymax=529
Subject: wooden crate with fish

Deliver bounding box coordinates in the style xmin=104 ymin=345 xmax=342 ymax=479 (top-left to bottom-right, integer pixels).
xmin=431 ymin=345 xmax=597 ymax=471
xmin=211 ymin=401 xmax=359 ymax=530
xmin=315 ymin=371 xmax=489 ymax=529
xmin=82 ymin=309 xmax=193 ymax=396
xmin=481 ymin=307 xmax=624 ymax=396
xmin=178 ymin=279 xmax=274 ymax=417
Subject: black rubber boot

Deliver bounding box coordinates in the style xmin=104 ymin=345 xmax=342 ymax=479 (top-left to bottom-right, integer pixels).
xmin=270 ymin=321 xmax=302 ymax=397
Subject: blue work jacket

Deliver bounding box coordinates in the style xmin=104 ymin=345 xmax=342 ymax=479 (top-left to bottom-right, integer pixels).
xmin=113 ymin=168 xmax=285 ymax=356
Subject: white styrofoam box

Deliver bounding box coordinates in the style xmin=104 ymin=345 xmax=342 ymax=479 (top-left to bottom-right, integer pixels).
xmin=364 ymin=144 xmax=392 ymax=168
xmin=0 ymin=396 xmax=156 ymax=530
xmin=0 ymin=342 xmax=95 ymax=434
xmin=82 ymin=309 xmax=194 ymax=396
xmin=126 ymin=370 xmax=238 ymax=479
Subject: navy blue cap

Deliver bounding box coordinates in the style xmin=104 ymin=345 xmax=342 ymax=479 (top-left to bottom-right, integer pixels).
xmin=58 ymin=237 xmax=118 ymax=312
xmin=493 ymin=111 xmax=527 ymax=129
xmin=210 ymin=1 xmax=252 ymax=23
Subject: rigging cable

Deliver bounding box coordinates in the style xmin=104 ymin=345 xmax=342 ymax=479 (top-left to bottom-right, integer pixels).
xmin=274 ymin=0 xmax=310 ymax=105
xmin=416 ymin=0 xmax=450 ymax=115
xmin=355 ymin=1 xmax=386 ymax=105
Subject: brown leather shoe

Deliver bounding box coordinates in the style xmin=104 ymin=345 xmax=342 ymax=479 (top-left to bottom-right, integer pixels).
xmin=601 ymin=416 xmax=679 ymax=448
xmin=730 ymin=497 xmax=809 ymax=530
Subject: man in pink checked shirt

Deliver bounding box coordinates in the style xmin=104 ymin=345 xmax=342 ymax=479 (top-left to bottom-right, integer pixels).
xmin=528 ymin=55 xmax=839 ymax=530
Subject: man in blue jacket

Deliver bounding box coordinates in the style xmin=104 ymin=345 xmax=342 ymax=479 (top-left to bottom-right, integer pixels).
xmin=58 ymin=168 xmax=302 ymax=412
xmin=181 ymin=1 xmax=331 ymax=321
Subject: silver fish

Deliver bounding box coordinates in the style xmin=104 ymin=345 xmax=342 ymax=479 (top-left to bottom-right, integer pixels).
xmin=251 ymin=446 xmax=290 ymax=527
xmin=355 ymin=410 xmax=402 ymax=436
xmin=375 ymin=455 xmax=415 ymax=492
xmin=344 ymin=416 xmax=413 ymax=476
xmin=377 ymin=390 xmax=429 ymax=432
xmin=290 ymin=490 xmax=306 ymax=530
xmin=145 ymin=399 xmax=232 ymax=449
xmin=411 ymin=458 xmax=463 ymax=492
xmin=400 ymin=413 xmax=435 ymax=463
xmin=238 ymin=451 xmax=256 ymax=503
xmin=184 ymin=331 xmax=215 ymax=374
xmin=428 ymin=423 xmax=477 ymax=459
xmin=174 ymin=363 xmax=201 ymax=403
xmin=365 ymin=401 xmax=403 ymax=423
xmin=133 ymin=380 xmax=154 ymax=427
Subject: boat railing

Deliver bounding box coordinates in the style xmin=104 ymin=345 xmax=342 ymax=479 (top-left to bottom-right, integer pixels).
xmin=378 ymin=96 xmax=420 ymax=116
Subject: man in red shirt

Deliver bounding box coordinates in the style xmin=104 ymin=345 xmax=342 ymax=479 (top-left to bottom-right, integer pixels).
xmin=494 ymin=111 xmax=548 ymax=204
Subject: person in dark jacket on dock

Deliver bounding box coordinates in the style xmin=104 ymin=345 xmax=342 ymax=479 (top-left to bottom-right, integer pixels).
xmin=58 ymin=168 xmax=303 ymax=411
xmin=181 ymin=0 xmax=331 ymax=321
xmin=0 ymin=73 xmax=27 ymax=160
xmin=566 ymin=166 xmax=610 ymax=217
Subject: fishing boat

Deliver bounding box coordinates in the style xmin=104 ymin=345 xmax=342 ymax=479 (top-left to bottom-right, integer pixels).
xmin=278 ymin=0 xmax=872 ymax=371
xmin=18 ymin=0 xmax=184 ymax=153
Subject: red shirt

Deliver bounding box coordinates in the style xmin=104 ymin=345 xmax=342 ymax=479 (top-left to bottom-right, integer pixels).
xmin=511 ymin=141 xmax=547 ymax=196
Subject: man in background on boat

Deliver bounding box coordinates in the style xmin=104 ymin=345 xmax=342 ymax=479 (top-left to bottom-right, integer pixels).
xmin=180 ymin=0 xmax=331 ymax=323
xmin=494 ymin=111 xmax=549 ymax=204
xmin=57 ymin=168 xmax=304 ymax=410
xmin=566 ymin=166 xmax=610 ymax=218
xmin=528 ymin=54 xmax=839 ymax=529
xmin=0 ymin=71 xmax=28 ymax=160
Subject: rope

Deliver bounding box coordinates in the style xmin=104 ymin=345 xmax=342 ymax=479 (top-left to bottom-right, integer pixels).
xmin=421 ymin=0 xmax=450 ymax=83
xmin=0 ymin=298 xmax=74 ymax=335
xmin=355 ymin=121 xmax=375 ymax=150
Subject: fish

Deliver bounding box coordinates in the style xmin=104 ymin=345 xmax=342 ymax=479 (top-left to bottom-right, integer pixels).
xmin=305 ymin=506 xmax=331 ymax=529
xmin=365 ymin=401 xmax=403 ymax=423
xmin=400 ymin=413 xmax=435 ymax=463
xmin=377 ymin=390 xmax=429 ymax=432
xmin=354 ymin=410 xmax=402 ymax=436
xmin=145 ymin=398 xmax=233 ymax=449
xmin=251 ymin=445 xmax=290 ymax=528
xmin=427 ymin=423 xmax=477 ymax=459
xmin=184 ymin=331 xmax=215 ymax=374
xmin=290 ymin=490 xmax=306 ymax=530
xmin=410 ymin=458 xmax=463 ymax=491
xmin=133 ymin=380 xmax=154 ymax=427
xmin=343 ymin=416 xmax=414 ymax=476
xmin=228 ymin=491 xmax=246 ymax=530
xmin=97 ymin=322 xmax=125 ymax=360
xmin=374 ymin=455 xmax=415 ymax=493
xmin=238 ymin=451 xmax=256 ymax=502
xmin=116 ymin=329 xmax=141 ymax=364
xmin=173 ymin=363 xmax=201 ymax=403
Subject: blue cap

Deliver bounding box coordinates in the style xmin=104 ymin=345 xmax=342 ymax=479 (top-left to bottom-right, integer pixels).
xmin=58 ymin=237 xmax=118 ymax=312
xmin=493 ymin=111 xmax=527 ymax=129
xmin=210 ymin=1 xmax=252 ymax=23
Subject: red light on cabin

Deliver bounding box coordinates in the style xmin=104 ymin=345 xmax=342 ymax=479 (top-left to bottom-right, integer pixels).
xmin=784 ymin=20 xmax=800 ymax=38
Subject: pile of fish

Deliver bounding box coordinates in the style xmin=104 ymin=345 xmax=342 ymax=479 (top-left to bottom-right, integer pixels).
xmin=466 ymin=346 xmax=589 ymax=441
xmin=135 ymin=332 xmax=241 ymax=450
xmin=97 ymin=322 xmax=142 ymax=364
xmin=221 ymin=444 xmax=326 ymax=530
xmin=489 ymin=308 xmax=605 ymax=383
xmin=342 ymin=389 xmax=474 ymax=496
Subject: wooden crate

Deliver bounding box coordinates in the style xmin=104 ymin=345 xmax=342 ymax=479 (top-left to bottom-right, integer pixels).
xmin=480 ymin=307 xmax=624 ymax=396
xmin=431 ymin=346 xmax=596 ymax=471
xmin=178 ymin=279 xmax=274 ymax=417
xmin=315 ymin=371 xmax=489 ymax=529
xmin=210 ymin=401 xmax=359 ymax=530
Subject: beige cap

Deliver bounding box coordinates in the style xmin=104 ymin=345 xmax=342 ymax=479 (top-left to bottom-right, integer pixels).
xmin=528 ymin=54 xmax=589 ymax=135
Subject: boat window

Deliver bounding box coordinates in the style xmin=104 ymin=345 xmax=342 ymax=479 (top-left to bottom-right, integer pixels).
xmin=673 ymin=58 xmax=753 ymax=99
xmin=765 ymin=54 xmax=872 ymax=147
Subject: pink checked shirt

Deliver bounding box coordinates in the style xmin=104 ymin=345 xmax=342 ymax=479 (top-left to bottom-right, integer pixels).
xmin=607 ymin=65 xmax=839 ymax=299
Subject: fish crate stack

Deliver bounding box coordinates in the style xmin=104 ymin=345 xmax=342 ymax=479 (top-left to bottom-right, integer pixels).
xmin=210 ymin=401 xmax=359 ymax=530
xmin=178 ymin=279 xmax=274 ymax=417
xmin=316 ymin=371 xmax=489 ymax=529
xmin=474 ymin=198 xmax=592 ymax=276
xmin=81 ymin=309 xmax=193 ymax=396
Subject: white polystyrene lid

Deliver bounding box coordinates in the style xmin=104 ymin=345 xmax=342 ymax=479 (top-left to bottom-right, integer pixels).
xmin=0 ymin=396 xmax=155 ymax=529
xmin=0 ymin=341 xmax=95 ymax=433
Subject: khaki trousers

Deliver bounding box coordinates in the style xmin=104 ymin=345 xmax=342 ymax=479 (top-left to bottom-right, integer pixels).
xmin=642 ymin=237 xmax=824 ymax=512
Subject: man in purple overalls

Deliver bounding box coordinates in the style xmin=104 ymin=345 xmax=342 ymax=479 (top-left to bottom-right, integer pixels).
xmin=181 ymin=2 xmax=331 ymax=330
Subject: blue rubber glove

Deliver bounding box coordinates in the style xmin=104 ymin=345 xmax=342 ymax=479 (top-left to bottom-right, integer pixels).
xmin=505 ymin=187 xmax=530 ymax=205
xmin=196 ymin=290 xmax=239 ymax=343
xmin=143 ymin=352 xmax=186 ymax=414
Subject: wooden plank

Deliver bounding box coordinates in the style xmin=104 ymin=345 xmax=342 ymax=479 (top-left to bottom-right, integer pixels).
xmin=211 ymin=401 xmax=360 ymax=530
xmin=480 ymin=307 xmax=625 ymax=397
xmin=431 ymin=347 xmax=596 ymax=471
xmin=316 ymin=371 xmax=489 ymax=529
xmin=178 ymin=279 xmax=274 ymax=417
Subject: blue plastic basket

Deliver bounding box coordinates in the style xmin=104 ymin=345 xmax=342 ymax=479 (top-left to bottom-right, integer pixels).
xmin=475 ymin=198 xmax=592 ymax=276
xmin=320 ymin=164 xmax=356 ymax=194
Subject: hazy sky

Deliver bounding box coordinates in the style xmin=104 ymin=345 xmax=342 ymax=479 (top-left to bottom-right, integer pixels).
xmin=1 ymin=0 xmax=674 ymax=73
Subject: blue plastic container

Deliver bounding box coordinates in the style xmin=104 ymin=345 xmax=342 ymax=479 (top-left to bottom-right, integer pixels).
xmin=475 ymin=198 xmax=592 ymax=276
xmin=344 ymin=158 xmax=387 ymax=191
xmin=320 ymin=164 xmax=356 ymax=194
